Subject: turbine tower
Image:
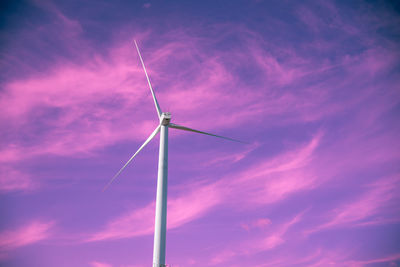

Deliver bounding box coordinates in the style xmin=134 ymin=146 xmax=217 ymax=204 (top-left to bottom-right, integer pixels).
xmin=103 ymin=40 xmax=243 ymax=267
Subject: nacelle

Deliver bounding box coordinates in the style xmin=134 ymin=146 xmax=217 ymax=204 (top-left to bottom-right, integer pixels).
xmin=160 ymin=112 xmax=171 ymax=126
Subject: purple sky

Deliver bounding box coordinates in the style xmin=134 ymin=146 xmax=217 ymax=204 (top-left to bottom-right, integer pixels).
xmin=1 ymin=0 xmax=400 ymax=266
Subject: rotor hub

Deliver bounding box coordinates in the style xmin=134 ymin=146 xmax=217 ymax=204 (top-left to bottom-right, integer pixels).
xmin=160 ymin=112 xmax=171 ymax=126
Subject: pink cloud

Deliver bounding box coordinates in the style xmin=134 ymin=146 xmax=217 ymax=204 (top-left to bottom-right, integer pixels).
xmin=88 ymin=182 xmax=222 ymax=241
xmin=295 ymin=249 xmax=400 ymax=267
xmin=0 ymin=221 xmax=54 ymax=257
xmin=167 ymin=183 xmax=222 ymax=228
xmin=31 ymin=0 xmax=83 ymax=36
xmin=88 ymin=132 xmax=322 ymax=242
xmin=345 ymin=253 xmax=400 ymax=267
xmin=296 ymin=1 xmax=361 ymax=36
xmin=87 ymin=202 xmax=154 ymax=241
xmin=0 ymin=57 xmax=157 ymax=161
xmin=249 ymin=212 xmax=304 ymax=252
xmin=210 ymin=249 xmax=237 ymax=265
xmin=1 ymin=1 xmax=399 ymax=266
xmin=204 ymin=142 xmax=260 ymax=167
xmin=210 ymin=212 xmax=304 ymax=264
xmin=246 ymin=41 xmax=306 ymax=86
xmin=90 ymin=261 xmax=113 ymax=267
xmin=227 ymin=132 xmax=323 ymax=206
xmin=81 ymin=98 xmax=398 ymax=245
xmin=3 ymin=23 xmax=397 ymax=195
xmin=257 ymin=234 xmax=285 ymax=251
xmin=0 ymin=165 xmax=35 ymax=192
xmin=309 ymin=175 xmax=400 ymax=233
xmin=0 ymin=26 xmax=364 ymax=163
xmin=240 ymin=218 xmax=271 ymax=231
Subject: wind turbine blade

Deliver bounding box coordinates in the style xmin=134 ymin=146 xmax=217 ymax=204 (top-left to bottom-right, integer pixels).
xmin=134 ymin=40 xmax=162 ymax=118
xmin=169 ymin=123 xmax=246 ymax=143
xmin=103 ymin=125 xmax=161 ymax=191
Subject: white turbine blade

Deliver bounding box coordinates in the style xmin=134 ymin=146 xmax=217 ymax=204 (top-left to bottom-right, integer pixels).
xmin=134 ymin=40 xmax=162 ymax=118
xmin=103 ymin=125 xmax=161 ymax=191
xmin=169 ymin=123 xmax=246 ymax=143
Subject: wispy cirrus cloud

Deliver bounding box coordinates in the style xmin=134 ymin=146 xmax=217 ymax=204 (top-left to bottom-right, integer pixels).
xmin=89 ymin=261 xmax=112 ymax=267
xmin=298 ymin=250 xmax=400 ymax=267
xmin=1 ymin=1 xmax=399 ymax=266
xmin=86 ymin=77 xmax=399 ymax=243
xmin=0 ymin=221 xmax=54 ymax=258
xmin=240 ymin=218 xmax=271 ymax=231
xmin=245 ymin=214 xmax=301 ymax=254
xmin=6 ymin=18 xmax=395 ymax=163
xmin=87 ymin=132 xmax=321 ymax=242
xmin=308 ymin=174 xmax=400 ymax=234
xmin=345 ymin=253 xmax=400 ymax=267
xmin=2 ymin=11 xmax=398 ymax=195
xmin=210 ymin=211 xmax=304 ymax=265
xmin=0 ymin=165 xmax=35 ymax=192
xmin=88 ymin=181 xmax=222 ymax=241
xmin=227 ymin=132 xmax=322 ymax=206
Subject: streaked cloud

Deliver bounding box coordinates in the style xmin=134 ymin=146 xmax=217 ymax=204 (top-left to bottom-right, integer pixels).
xmin=309 ymin=174 xmax=400 ymax=233
xmin=0 ymin=166 xmax=35 ymax=192
xmin=87 ymin=133 xmax=320 ymax=241
xmin=210 ymin=211 xmax=304 ymax=265
xmin=89 ymin=261 xmax=112 ymax=267
xmin=0 ymin=221 xmax=54 ymax=258
xmin=1 ymin=0 xmax=399 ymax=266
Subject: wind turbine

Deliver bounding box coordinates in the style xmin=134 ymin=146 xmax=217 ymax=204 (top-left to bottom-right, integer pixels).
xmin=103 ymin=40 xmax=243 ymax=267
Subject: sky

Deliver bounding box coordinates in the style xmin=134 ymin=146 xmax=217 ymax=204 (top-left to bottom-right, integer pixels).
xmin=0 ymin=0 xmax=399 ymax=266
